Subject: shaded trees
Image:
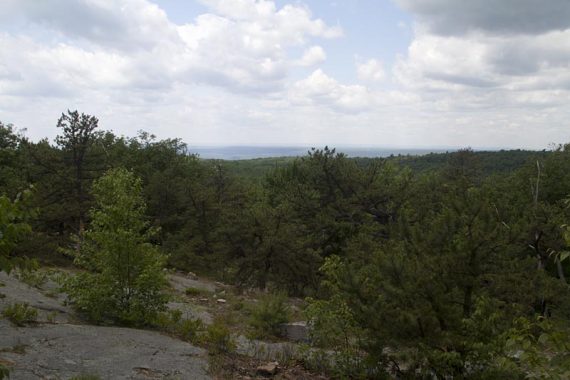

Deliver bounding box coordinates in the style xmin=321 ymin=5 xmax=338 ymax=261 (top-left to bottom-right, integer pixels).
xmin=55 ymin=110 xmax=103 ymax=233
xmin=0 ymin=192 xmax=32 ymax=273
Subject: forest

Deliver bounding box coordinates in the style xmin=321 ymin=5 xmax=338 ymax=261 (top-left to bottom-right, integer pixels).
xmin=1 ymin=111 xmax=570 ymax=379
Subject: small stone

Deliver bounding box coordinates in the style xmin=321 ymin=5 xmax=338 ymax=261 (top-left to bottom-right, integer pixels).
xmin=199 ymin=298 xmax=209 ymax=302
xmin=187 ymin=272 xmax=197 ymax=280
xmin=216 ymin=298 xmax=226 ymax=304
xmin=256 ymin=362 xmax=278 ymax=377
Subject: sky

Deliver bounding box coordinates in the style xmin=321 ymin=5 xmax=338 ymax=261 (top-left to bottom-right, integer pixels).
xmin=0 ymin=0 xmax=569 ymax=149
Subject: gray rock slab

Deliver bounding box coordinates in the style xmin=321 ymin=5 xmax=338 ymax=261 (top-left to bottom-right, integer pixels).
xmin=280 ymin=321 xmax=309 ymax=342
xmin=168 ymin=273 xmax=217 ymax=294
xmin=235 ymin=335 xmax=298 ymax=363
xmin=166 ymin=302 xmax=213 ymax=325
xmin=0 ymin=272 xmax=71 ymax=323
xmin=0 ymin=319 xmax=210 ymax=379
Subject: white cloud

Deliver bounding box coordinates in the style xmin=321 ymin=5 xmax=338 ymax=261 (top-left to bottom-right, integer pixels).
xmin=0 ymin=0 xmax=343 ymax=97
xmin=390 ymin=0 xmax=570 ymax=136
xmin=297 ymin=46 xmax=326 ymax=66
xmin=1 ymin=0 xmax=570 ymax=149
xmin=290 ymin=69 xmax=373 ymax=113
xmin=0 ymin=0 xmax=180 ymax=51
xmin=356 ymin=58 xmax=385 ymax=82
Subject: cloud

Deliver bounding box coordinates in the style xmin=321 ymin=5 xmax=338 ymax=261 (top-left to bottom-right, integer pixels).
xmin=198 ymin=0 xmax=342 ymax=39
xmin=393 ymin=1 xmax=570 ymax=116
xmin=0 ymin=0 xmax=342 ymax=96
xmin=297 ymin=46 xmax=326 ymax=66
xmin=1 ymin=0 xmax=569 ymax=149
xmin=396 ymin=0 xmax=570 ymax=36
xmin=356 ymin=58 xmax=385 ymax=82
xmin=290 ymin=69 xmax=373 ymax=112
xmin=0 ymin=0 xmax=180 ymax=51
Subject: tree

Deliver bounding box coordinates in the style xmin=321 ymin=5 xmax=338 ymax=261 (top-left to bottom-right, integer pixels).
xmin=0 ymin=122 xmax=28 ymax=198
xmin=0 ymin=191 xmax=32 ymax=273
xmin=65 ymin=168 xmax=167 ymax=326
xmin=55 ymin=110 xmax=103 ymax=233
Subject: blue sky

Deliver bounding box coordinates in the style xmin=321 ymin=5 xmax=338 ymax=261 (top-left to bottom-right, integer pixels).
xmin=0 ymin=0 xmax=569 ymax=149
xmin=156 ymin=0 xmax=413 ymax=84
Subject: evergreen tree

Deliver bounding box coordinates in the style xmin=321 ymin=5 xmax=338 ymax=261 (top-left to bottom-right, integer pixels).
xmin=55 ymin=110 xmax=104 ymax=233
xmin=0 ymin=192 xmax=32 ymax=273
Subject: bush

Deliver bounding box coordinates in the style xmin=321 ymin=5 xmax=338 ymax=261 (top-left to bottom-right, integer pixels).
xmin=248 ymin=292 xmax=290 ymax=339
xmin=178 ymin=318 xmax=205 ymax=343
xmin=0 ymin=192 xmax=33 ymax=274
xmin=0 ymin=365 xmax=9 ymax=380
xmin=69 ymin=375 xmax=101 ymax=380
xmin=185 ymin=287 xmax=208 ymax=297
xmin=202 ymin=320 xmax=235 ymax=355
xmin=14 ymin=267 xmax=46 ymax=289
xmin=64 ymin=169 xmax=167 ymax=326
xmin=156 ymin=309 xmax=204 ymax=343
xmin=305 ymin=295 xmax=368 ymax=378
xmin=2 ymin=303 xmax=38 ymax=326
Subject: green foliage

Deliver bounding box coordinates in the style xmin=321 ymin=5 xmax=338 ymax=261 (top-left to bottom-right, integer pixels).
xmin=4 ymin=114 xmax=570 ymax=376
xmin=497 ymin=316 xmax=570 ymax=379
xmin=204 ymin=156 xmax=296 ymax=180
xmin=0 ymin=364 xmax=9 ymax=380
xmin=65 ymin=168 xmax=167 ymax=326
xmin=0 ymin=191 xmax=33 ymax=273
xmin=69 ymin=375 xmax=102 ymax=380
xmin=248 ymin=292 xmax=290 ymax=339
xmin=305 ymin=290 xmax=370 ymax=379
xmin=54 ymin=110 xmax=103 ymax=233
xmin=2 ymin=303 xmax=38 ymax=326
xmin=185 ymin=287 xmax=208 ymax=297
xmin=202 ymin=319 xmax=236 ymax=355
xmin=156 ymin=309 xmax=205 ymax=343
xmin=14 ymin=267 xmax=46 ymax=288
xmin=390 ymin=149 xmax=548 ymax=177
xmin=178 ymin=318 xmax=205 ymax=343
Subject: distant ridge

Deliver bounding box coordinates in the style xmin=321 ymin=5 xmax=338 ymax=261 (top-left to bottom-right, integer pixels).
xmin=188 ymin=146 xmax=454 ymax=160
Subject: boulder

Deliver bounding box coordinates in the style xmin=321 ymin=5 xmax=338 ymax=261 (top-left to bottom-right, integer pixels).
xmin=280 ymin=321 xmax=309 ymax=342
xmin=256 ymin=362 xmax=278 ymax=377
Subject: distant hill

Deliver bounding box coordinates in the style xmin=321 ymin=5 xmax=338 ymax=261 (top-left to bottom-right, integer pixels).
xmin=205 ymin=149 xmax=549 ymax=180
xmin=189 ymin=145 xmax=449 ymax=160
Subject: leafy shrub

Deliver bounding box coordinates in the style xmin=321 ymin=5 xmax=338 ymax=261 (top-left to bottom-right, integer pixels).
xmin=14 ymin=267 xmax=46 ymax=288
xmin=202 ymin=320 xmax=235 ymax=355
xmin=64 ymin=169 xmax=167 ymax=326
xmin=0 ymin=364 xmax=9 ymax=380
xmin=1 ymin=344 xmax=27 ymax=355
xmin=495 ymin=316 xmax=570 ymax=379
xmin=69 ymin=375 xmax=101 ymax=380
xmin=156 ymin=309 xmax=183 ymax=328
xmin=305 ymin=294 xmax=368 ymax=378
xmin=2 ymin=303 xmax=38 ymax=326
xmin=178 ymin=318 xmax=205 ymax=343
xmin=185 ymin=287 xmax=207 ymax=297
xmin=248 ymin=292 xmax=290 ymax=339
xmin=156 ymin=309 xmax=204 ymax=343
xmin=46 ymin=311 xmax=57 ymax=323
xmin=0 ymin=192 xmax=33 ymax=274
